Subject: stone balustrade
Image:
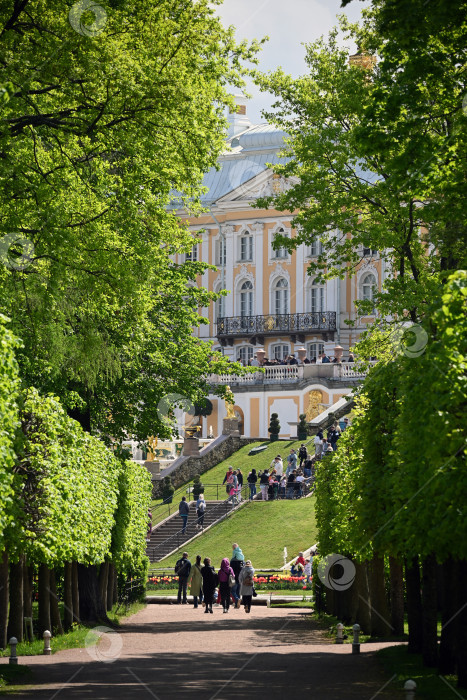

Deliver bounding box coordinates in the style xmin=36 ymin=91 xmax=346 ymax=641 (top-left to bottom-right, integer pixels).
xmin=208 ymin=361 xmax=376 ymax=386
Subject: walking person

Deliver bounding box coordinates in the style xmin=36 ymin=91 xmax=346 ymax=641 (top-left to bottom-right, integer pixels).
xmin=286 ymin=449 xmax=297 ymax=476
xmin=222 ymin=466 xmax=234 ymax=495
xmin=314 ymin=431 xmax=323 ymax=460
xmin=298 ymin=444 xmax=308 ymax=468
xmin=239 ymin=559 xmax=255 ymax=613
xmin=175 ymin=552 xmax=191 ymax=604
xmin=196 ymin=493 xmax=206 ymax=529
xmin=188 ymin=555 xmax=203 ymax=608
xmin=247 ymin=468 xmax=257 ymax=500
xmin=230 ymin=543 xmax=245 ymax=609
xmin=259 ymin=469 xmax=269 ymax=501
xmin=201 ymin=557 xmax=218 ymax=614
xmin=178 ymin=496 xmax=190 ymax=534
xmin=218 ymin=558 xmax=235 ymax=613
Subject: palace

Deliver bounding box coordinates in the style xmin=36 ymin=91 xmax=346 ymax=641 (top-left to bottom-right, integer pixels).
xmin=174 ymin=94 xmax=383 ymax=439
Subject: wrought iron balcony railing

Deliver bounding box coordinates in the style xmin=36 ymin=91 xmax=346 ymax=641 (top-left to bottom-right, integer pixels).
xmin=216 ymin=311 xmax=337 ymax=338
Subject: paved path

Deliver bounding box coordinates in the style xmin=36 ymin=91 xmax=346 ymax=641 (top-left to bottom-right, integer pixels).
xmin=2 ymin=604 xmax=404 ymax=699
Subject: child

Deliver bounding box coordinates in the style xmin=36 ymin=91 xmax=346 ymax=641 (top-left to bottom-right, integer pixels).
xmin=304 ymin=559 xmax=312 ymax=583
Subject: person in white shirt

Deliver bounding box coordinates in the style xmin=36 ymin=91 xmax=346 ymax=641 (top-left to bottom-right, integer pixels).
xmin=314 ymin=431 xmax=323 ymax=460
xmin=270 ymin=455 xmax=283 ymax=476
xmin=250 ymin=355 xmax=260 ymax=367
xmin=304 ymin=559 xmax=312 ymax=583
xmin=295 ymin=472 xmax=305 ymax=497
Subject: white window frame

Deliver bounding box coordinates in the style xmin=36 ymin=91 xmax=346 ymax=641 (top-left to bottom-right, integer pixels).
xmin=309 ymin=278 xmax=325 ymax=313
xmin=308 ymin=239 xmax=322 ymax=257
xmin=185 ymin=244 xmax=198 ymax=262
xmin=237 ymin=345 xmax=254 ymax=366
xmin=307 ymin=341 xmax=324 ymax=360
xmin=239 ymin=280 xmax=254 ymax=317
xmin=240 ymin=231 xmax=253 ymax=262
xmin=273 ymin=277 xmax=289 ymax=315
xmin=215 ymin=238 xmax=226 ymax=267
xmin=271 ymin=343 xmax=290 ymax=361
xmin=271 ymin=226 xmax=289 ymax=260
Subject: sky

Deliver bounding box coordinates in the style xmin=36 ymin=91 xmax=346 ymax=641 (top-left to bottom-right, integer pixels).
xmin=215 ymin=0 xmax=370 ymax=124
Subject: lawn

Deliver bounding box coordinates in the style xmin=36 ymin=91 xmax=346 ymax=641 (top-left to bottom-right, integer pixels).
xmin=153 ymin=497 xmax=317 ymax=569
xmin=150 ymin=437 xmax=314 ymax=524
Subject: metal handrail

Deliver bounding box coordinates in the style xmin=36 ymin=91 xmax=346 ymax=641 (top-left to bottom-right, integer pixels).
xmin=151 ymin=481 xmax=248 ymax=523
xmin=147 ymin=485 xmax=249 ymax=562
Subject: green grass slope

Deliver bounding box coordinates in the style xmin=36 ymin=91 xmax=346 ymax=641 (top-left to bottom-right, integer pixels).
xmin=152 ymin=437 xmax=314 ymax=521
xmin=155 ymin=497 xmax=317 ymax=570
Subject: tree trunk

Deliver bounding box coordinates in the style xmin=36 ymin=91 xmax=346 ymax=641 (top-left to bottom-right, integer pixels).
xmin=77 ymin=563 xmax=112 ymax=624
xmin=354 ymin=560 xmax=372 ymax=634
xmin=112 ymin=566 xmax=118 ymax=606
xmin=456 ymin=559 xmax=467 ymax=689
xmin=107 ymin=563 xmax=116 ymax=612
xmin=421 ymin=554 xmax=438 ymax=667
xmin=63 ymin=562 xmax=74 ymax=632
xmin=49 ymin=569 xmax=63 ymax=636
xmin=38 ymin=563 xmax=51 ymax=635
xmin=389 ymin=556 xmax=405 ymax=636
xmin=98 ymin=561 xmax=109 ymax=612
xmin=439 ymin=556 xmax=458 ymax=675
xmin=7 ymin=556 xmax=24 ymax=642
xmin=405 ymin=556 xmax=423 ymax=654
xmin=72 ymin=561 xmax=80 ymax=624
xmin=368 ymin=554 xmax=392 ymax=637
xmin=23 ymin=561 xmax=33 ymax=620
xmin=0 ymin=550 xmax=9 ymax=649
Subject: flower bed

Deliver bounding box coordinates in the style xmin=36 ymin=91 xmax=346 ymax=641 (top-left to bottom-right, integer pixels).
xmin=147 ymin=573 xmax=311 ymax=591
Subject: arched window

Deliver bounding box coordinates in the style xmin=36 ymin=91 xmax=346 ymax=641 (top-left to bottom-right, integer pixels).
xmin=271 ymin=343 xmax=290 ymax=361
xmin=272 ymin=227 xmax=288 ymax=259
xmin=361 ymin=273 xmax=377 ymax=302
xmin=274 ymin=277 xmax=289 ymax=315
xmin=240 ymin=280 xmax=253 ymax=317
xmin=310 ymin=278 xmax=325 ymax=313
xmin=307 ymin=341 xmax=324 ymax=361
xmin=237 ymin=346 xmax=254 ymax=366
xmin=215 ymin=291 xmax=225 ymax=321
xmin=240 ymin=231 xmax=253 ymax=261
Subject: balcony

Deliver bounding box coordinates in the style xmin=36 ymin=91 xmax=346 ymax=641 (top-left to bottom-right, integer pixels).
xmin=216 ymin=312 xmax=337 ymax=345
xmin=208 ymin=361 xmax=376 ymax=387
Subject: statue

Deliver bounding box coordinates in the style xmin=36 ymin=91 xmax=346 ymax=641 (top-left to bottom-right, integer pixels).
xmin=224 ymin=386 xmax=236 ymax=419
xmin=306 ymin=390 xmax=323 ymax=421
xmin=147 ymin=435 xmax=158 ymax=460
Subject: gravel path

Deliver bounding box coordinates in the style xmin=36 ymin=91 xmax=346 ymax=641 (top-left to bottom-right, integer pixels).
xmin=2 ymin=604 xmax=404 ymax=699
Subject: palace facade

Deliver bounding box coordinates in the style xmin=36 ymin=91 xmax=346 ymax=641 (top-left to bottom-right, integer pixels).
xmin=175 ymin=94 xmax=383 ymax=439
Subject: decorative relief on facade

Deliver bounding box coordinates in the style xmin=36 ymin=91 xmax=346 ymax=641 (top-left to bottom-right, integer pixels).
xmin=306 ymin=390 xmax=324 ymax=421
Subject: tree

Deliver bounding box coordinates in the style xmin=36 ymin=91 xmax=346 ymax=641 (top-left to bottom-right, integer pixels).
xmin=0 ymin=0 xmax=259 ymax=441
xmin=161 ymin=476 xmax=175 ymax=504
xmin=297 ymin=414 xmax=308 ymax=440
xmin=268 ymin=413 xmax=280 ymax=441
xmin=254 ymin=14 xmax=466 ymax=325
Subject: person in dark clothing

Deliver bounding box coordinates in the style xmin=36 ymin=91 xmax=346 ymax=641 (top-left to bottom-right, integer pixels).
xmin=298 ymin=444 xmax=308 ymax=468
xmin=175 ymin=552 xmax=191 ymax=604
xmin=236 ymin=468 xmax=244 ymax=489
xmin=218 ymin=558 xmax=235 ymax=613
xmin=259 ymin=470 xmax=269 ymax=501
xmin=304 ymin=455 xmax=314 ymax=478
xmin=230 ymin=543 xmax=245 ymax=609
xmin=286 ymin=471 xmax=296 ymax=499
xmin=247 ymin=469 xmax=257 ymax=500
xmin=178 ymin=496 xmax=189 ymax=534
xmin=327 ymin=425 xmax=340 ymax=451
xmin=201 ymin=557 xmax=218 ymax=614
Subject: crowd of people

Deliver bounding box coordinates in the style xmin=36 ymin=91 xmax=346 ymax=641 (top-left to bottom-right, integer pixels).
xmin=174 ymin=543 xmax=255 ymax=614
xmin=245 ymin=351 xmax=355 ymax=368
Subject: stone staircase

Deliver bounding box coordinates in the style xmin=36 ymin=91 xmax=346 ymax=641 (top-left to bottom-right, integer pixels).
xmin=146 ymin=499 xmax=238 ymax=562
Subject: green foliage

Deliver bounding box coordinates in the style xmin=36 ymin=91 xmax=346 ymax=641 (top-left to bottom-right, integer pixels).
xmin=11 ymin=388 xmax=120 ymax=566
xmin=297 ymin=414 xmax=308 ymax=439
xmin=112 ymin=460 xmax=152 ymax=578
xmin=161 ymin=476 xmax=175 ymax=504
xmin=0 ymin=0 xmax=259 ymax=442
xmin=192 ymin=474 xmax=204 ymax=499
xmin=269 ymin=413 xmax=281 ymax=439
xmin=0 ymin=315 xmax=20 ymax=551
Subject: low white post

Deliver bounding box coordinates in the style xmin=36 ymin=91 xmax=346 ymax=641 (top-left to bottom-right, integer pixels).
xmin=43 ymin=630 xmax=52 ymax=655
xmin=404 ymin=680 xmax=416 ymax=699
xmin=352 ymin=623 xmax=360 ymax=654
xmin=283 ymin=547 xmax=288 ymax=568
xmin=8 ymin=637 xmax=18 ymax=665
xmin=336 ymin=622 xmax=344 ymax=644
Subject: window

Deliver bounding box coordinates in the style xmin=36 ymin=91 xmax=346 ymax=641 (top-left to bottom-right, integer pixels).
xmin=215 ymin=293 xmax=225 ymax=320
xmin=310 ymin=278 xmax=325 ymax=313
xmin=272 ymin=344 xmax=290 ymax=361
xmin=240 ymin=280 xmax=253 ymax=317
xmin=216 ymin=239 xmax=226 ymax=266
xmin=185 ymin=244 xmax=198 ymax=262
xmin=272 ymin=227 xmax=288 ymax=259
xmin=237 ymin=346 xmax=254 ymax=366
xmin=308 ymin=239 xmax=322 ymax=257
xmin=361 ymin=273 xmax=377 ymax=302
xmin=363 ymin=247 xmax=378 ymax=257
xmin=240 ymin=232 xmax=253 ymax=261
xmin=308 ymin=342 xmax=324 ymax=361
xmin=274 ymin=277 xmax=289 ymax=315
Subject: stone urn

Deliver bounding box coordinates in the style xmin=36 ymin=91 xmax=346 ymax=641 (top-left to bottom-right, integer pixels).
xmin=296 ymin=347 xmax=307 ymax=363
